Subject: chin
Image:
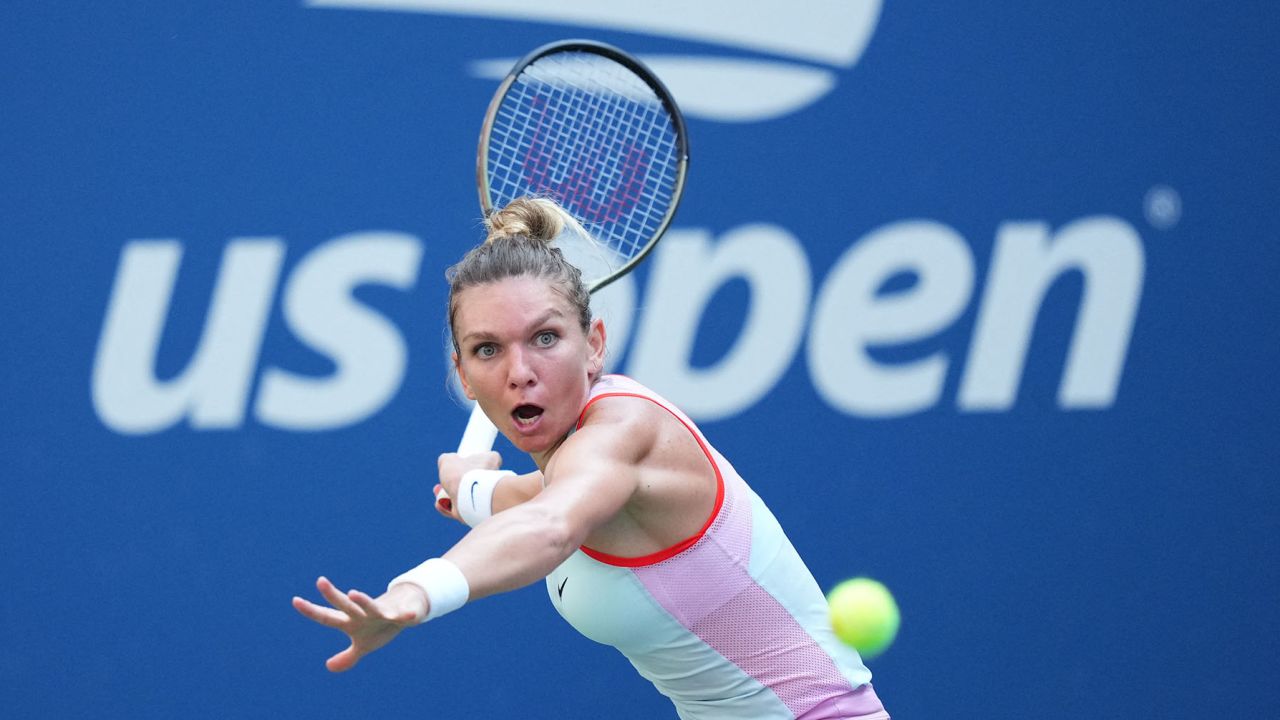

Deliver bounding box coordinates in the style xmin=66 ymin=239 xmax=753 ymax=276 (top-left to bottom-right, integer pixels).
xmin=512 ymin=436 xmax=553 ymax=455
xmin=506 ymin=422 xmax=569 ymax=456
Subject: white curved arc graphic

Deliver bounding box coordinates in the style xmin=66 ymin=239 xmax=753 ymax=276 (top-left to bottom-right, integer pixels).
xmin=471 ymin=55 xmax=836 ymax=123
xmin=307 ymin=0 xmax=881 ymax=67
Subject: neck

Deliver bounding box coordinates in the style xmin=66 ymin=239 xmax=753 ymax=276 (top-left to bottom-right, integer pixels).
xmin=532 ymin=374 xmax=600 ymax=471
xmin=531 ymin=430 xmax=573 ymax=473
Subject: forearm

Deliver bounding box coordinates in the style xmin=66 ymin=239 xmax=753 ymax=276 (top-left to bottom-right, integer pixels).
xmin=441 ymin=499 xmax=577 ymax=601
xmin=491 ymin=470 xmax=543 ymax=513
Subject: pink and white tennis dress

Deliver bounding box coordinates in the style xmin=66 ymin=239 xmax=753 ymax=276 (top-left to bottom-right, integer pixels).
xmin=545 ymin=375 xmax=889 ymax=719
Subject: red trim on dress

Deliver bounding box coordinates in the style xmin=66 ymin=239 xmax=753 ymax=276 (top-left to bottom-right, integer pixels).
xmin=573 ymin=391 xmax=726 ymax=568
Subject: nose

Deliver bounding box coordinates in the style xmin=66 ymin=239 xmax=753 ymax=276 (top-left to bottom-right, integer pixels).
xmin=506 ymin=347 xmax=536 ymax=389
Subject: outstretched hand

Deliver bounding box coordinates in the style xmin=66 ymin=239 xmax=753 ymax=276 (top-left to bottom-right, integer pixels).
xmin=292 ymin=576 xmax=428 ymax=672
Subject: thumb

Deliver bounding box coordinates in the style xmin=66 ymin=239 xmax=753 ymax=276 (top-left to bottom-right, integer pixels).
xmin=326 ymin=645 xmax=360 ymax=673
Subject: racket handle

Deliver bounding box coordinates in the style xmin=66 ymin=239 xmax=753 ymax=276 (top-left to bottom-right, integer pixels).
xmin=437 ymin=405 xmax=500 ymax=510
xmin=458 ymin=403 xmax=499 ymax=455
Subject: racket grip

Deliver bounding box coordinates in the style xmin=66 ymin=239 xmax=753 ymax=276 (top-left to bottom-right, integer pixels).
xmin=438 ymin=405 xmax=500 ymax=509
xmin=458 ymin=404 xmax=499 ymax=455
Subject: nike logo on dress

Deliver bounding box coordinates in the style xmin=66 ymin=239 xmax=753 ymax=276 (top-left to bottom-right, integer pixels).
xmin=557 ymin=577 xmax=568 ymax=599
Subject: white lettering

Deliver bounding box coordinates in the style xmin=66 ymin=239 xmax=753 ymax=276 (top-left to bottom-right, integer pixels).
xmin=93 ymin=213 xmax=1147 ymax=434
xmin=255 ymin=232 xmax=423 ymax=430
xmin=628 ymin=225 xmax=810 ymax=420
xmin=807 ymin=221 xmax=974 ymax=417
xmin=958 ymin=216 xmax=1145 ymax=410
xmin=92 ymin=239 xmax=284 ymax=434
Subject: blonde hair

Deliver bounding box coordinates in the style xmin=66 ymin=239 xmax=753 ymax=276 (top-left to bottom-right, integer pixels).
xmin=446 ymin=197 xmax=593 ymax=352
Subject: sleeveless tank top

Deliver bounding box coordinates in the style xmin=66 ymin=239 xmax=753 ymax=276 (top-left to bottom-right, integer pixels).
xmin=544 ymin=375 xmax=885 ymax=719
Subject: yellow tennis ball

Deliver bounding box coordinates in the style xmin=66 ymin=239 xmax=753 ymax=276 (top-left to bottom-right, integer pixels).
xmin=827 ymin=577 xmax=900 ymax=659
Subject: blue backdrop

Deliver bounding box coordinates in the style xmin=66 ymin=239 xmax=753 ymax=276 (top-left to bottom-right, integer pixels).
xmin=3 ymin=2 xmax=1278 ymax=718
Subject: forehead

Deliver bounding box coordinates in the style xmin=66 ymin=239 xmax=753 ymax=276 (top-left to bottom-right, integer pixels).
xmin=453 ymin=275 xmax=574 ymax=334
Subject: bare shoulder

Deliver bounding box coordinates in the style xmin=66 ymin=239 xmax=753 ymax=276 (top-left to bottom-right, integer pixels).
xmin=533 ymin=396 xmax=658 ymax=535
xmin=564 ymin=390 xmax=718 ymax=554
xmin=540 ymin=394 xmax=660 ymax=484
xmin=575 ymin=393 xmax=670 ymax=461
xmin=576 ymin=392 xmax=711 ymax=480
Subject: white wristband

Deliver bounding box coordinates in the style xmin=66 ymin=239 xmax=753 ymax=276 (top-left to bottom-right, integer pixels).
xmin=387 ymin=558 xmax=469 ymax=623
xmin=456 ymin=469 xmax=515 ymax=527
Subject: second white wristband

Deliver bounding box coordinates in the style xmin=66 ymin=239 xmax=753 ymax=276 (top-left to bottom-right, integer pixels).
xmin=455 ymin=468 xmax=515 ymax=527
xmin=387 ymin=558 xmax=469 ymax=623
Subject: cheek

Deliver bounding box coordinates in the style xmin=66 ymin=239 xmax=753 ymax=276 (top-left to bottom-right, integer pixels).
xmin=461 ymin=358 xmax=498 ymax=389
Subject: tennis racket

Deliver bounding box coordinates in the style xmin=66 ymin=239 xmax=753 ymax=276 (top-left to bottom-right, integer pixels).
xmin=439 ymin=39 xmax=690 ymax=510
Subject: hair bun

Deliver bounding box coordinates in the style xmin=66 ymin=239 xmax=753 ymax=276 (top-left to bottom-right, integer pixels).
xmin=485 ymin=197 xmax=565 ymax=245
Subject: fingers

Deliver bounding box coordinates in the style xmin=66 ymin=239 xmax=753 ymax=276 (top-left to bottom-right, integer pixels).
xmin=295 ymin=578 xmax=381 ymax=674
xmin=316 ymin=576 xmax=367 ymax=619
xmin=347 ymin=589 xmax=384 ymax=619
xmin=352 ymin=588 xmax=417 ymax=625
xmin=292 ymin=595 xmax=350 ymax=629
xmin=438 ymin=450 xmax=503 ymax=475
xmin=434 ymin=485 xmax=454 ymax=515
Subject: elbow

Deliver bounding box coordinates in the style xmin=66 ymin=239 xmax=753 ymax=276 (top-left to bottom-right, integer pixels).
xmin=542 ymin=514 xmax=581 ymax=563
xmin=523 ymin=504 xmax=582 ymax=565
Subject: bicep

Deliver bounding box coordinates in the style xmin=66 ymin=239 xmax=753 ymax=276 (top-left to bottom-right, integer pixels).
xmin=532 ymin=425 xmax=646 ymax=544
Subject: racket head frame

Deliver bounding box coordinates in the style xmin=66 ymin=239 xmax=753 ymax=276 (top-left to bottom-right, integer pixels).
xmin=475 ymin=38 xmax=690 ymax=293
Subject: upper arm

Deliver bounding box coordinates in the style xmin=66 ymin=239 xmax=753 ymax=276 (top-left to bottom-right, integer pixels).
xmin=526 ymin=399 xmax=656 ymax=546
xmin=433 ymin=399 xmax=665 ymax=599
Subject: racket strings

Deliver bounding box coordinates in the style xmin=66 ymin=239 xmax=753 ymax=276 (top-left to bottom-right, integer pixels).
xmin=484 ymin=50 xmax=682 ymax=281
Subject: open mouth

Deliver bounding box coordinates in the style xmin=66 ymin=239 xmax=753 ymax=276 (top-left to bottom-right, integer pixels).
xmin=511 ymin=404 xmax=544 ymax=428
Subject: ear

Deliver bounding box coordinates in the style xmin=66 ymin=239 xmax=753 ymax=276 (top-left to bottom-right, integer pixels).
xmin=586 ymin=318 xmax=607 ymax=379
xmin=452 ymin=351 xmax=476 ymax=400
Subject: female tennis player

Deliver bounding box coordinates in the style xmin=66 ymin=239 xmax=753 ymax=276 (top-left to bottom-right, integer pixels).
xmin=293 ymin=198 xmax=890 ymax=719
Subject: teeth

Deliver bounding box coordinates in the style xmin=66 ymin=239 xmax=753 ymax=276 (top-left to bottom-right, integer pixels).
xmin=512 ymin=405 xmax=542 ymax=427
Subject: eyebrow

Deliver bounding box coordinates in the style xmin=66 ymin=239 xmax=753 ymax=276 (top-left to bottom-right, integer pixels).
xmin=458 ymin=308 xmax=568 ymax=345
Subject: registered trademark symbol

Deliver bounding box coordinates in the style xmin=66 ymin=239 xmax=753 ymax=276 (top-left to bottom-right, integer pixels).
xmin=1143 ymin=185 xmax=1182 ymax=230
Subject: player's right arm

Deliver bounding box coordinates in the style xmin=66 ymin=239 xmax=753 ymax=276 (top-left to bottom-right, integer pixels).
xmin=294 ymin=402 xmax=653 ymax=672
xmin=435 ymin=415 xmax=647 ymax=599
xmin=491 ymin=471 xmax=543 ymax=510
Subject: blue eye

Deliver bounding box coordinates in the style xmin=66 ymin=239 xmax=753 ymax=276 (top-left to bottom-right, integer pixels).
xmin=536 ymin=331 xmax=558 ymax=347
xmin=475 ymin=344 xmax=496 ymax=358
